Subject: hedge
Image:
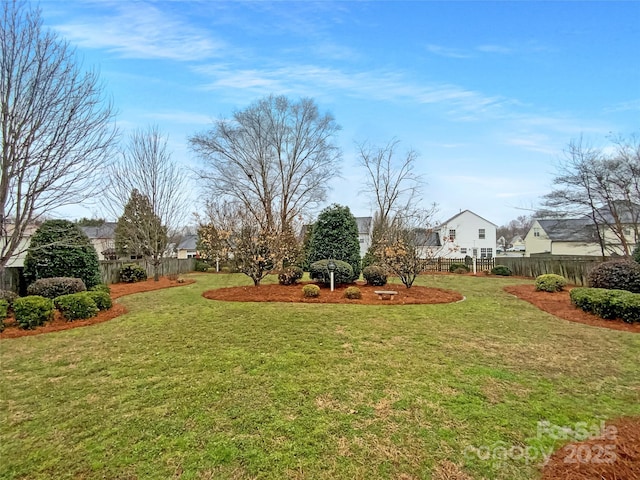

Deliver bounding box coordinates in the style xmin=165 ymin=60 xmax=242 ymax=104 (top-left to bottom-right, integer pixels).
xmin=570 ymin=287 xmax=640 ymax=323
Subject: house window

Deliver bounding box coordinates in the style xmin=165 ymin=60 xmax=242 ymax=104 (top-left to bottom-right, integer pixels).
xmin=449 ymin=229 xmax=456 ymax=241
xmin=534 ymin=228 xmax=540 ymax=237
xmin=478 ymin=228 xmax=485 ymax=239
xmin=359 ymin=238 xmax=365 ymax=243
xmin=480 ymin=248 xmax=493 ymax=259
xmin=460 ymin=248 xmax=467 ymax=255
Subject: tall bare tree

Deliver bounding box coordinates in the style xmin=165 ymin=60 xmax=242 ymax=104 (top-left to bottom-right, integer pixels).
xmin=542 ymin=135 xmax=640 ymax=257
xmin=357 ymin=138 xmax=424 ymax=266
xmin=0 ymin=0 xmax=117 ymax=272
xmin=189 ymin=95 xmax=341 ymax=234
xmin=104 ymin=126 xmax=189 ymax=280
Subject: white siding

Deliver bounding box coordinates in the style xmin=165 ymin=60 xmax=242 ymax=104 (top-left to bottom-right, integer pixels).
xmin=437 ymin=210 xmax=497 ymax=259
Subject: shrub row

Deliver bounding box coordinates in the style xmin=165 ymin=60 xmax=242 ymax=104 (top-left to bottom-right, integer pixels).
xmin=449 ymin=263 xmax=469 ymax=273
xmin=491 ymin=265 xmax=512 ymax=276
xmin=14 ymin=296 xmax=55 ymax=329
xmin=27 ymin=277 xmax=86 ymax=299
xmin=535 ymin=274 xmax=567 ymax=292
xmin=570 ymin=287 xmax=640 ymax=323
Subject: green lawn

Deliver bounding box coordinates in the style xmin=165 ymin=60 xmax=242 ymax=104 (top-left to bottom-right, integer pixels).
xmin=1 ymin=274 xmax=639 ymax=479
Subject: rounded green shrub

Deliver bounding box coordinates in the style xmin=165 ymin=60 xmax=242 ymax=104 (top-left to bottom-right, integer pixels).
xmin=194 ymin=260 xmax=210 ymax=272
xmin=0 ymin=289 xmax=18 ymax=309
xmin=362 ymin=265 xmax=387 ymax=286
xmin=535 ymin=274 xmax=568 ymax=292
xmin=491 ymin=265 xmax=512 ymax=276
xmin=119 ymin=263 xmax=148 ymax=283
xmin=23 ymin=219 xmax=101 ymax=288
xmin=343 ymin=286 xmax=362 ymax=299
xmin=587 ymin=260 xmax=640 ymax=293
xmin=54 ymin=292 xmax=99 ymax=321
xmin=90 ymin=284 xmax=111 ymax=295
xmin=309 ymin=260 xmax=354 ymax=286
xmin=302 ymin=284 xmax=320 ymax=298
xmin=453 ymin=267 xmax=469 ymax=275
xmin=86 ymin=290 xmax=112 ymax=311
xmin=13 ymin=296 xmax=55 ymax=330
xmin=278 ymin=266 xmax=304 ymax=285
xmin=449 ymin=263 xmax=469 ymax=273
xmin=27 ymin=277 xmax=86 ymax=299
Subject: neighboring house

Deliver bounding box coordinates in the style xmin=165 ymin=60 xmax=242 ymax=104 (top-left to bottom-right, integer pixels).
xmin=508 ymin=235 xmax=526 ymax=252
xmin=435 ymin=210 xmax=498 ymax=259
xmin=1 ymin=222 xmax=38 ymax=268
xmin=354 ymin=216 xmax=372 ymax=258
xmin=177 ymin=234 xmax=199 ymax=259
xmin=80 ymin=222 xmax=118 ymax=260
xmin=524 ymin=217 xmax=638 ymax=257
xmin=415 ymin=229 xmax=442 ymax=259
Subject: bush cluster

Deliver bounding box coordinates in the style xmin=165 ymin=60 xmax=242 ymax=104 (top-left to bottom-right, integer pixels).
xmin=27 ymin=277 xmax=87 ymax=299
xmin=86 ymin=290 xmax=112 ymax=311
xmin=309 ymin=260 xmax=354 ymax=286
xmin=278 ymin=266 xmax=304 ymax=286
xmin=302 ymin=284 xmax=320 ymax=298
xmin=343 ymin=286 xmax=362 ymax=299
xmin=535 ymin=274 xmax=568 ymax=292
xmin=587 ymin=260 xmax=640 ymax=294
xmin=119 ymin=264 xmax=147 ymax=283
xmin=362 ymin=265 xmax=387 ymax=286
xmin=14 ymin=296 xmax=55 ymax=329
xmin=570 ymin=287 xmax=640 ymax=323
xmin=491 ymin=265 xmax=512 ymax=276
xmin=194 ymin=260 xmax=210 ymax=272
xmin=449 ymin=263 xmax=469 ymax=273
xmin=54 ymin=292 xmax=99 ymax=321
xmin=0 ymin=300 xmax=8 ymax=333
xmin=453 ymin=267 xmax=469 ymax=275
xmin=0 ymin=289 xmax=18 ymax=309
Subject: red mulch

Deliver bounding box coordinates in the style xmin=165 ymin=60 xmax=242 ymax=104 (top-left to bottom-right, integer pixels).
xmin=541 ymin=417 xmax=640 ymax=480
xmin=202 ymin=281 xmax=464 ymax=305
xmin=0 ymin=277 xmax=194 ymax=339
xmin=504 ymin=285 xmax=640 ymax=334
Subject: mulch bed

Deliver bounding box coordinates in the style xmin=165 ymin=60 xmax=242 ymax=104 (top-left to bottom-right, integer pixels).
xmin=202 ymin=281 xmax=464 ymax=305
xmin=504 ymin=284 xmax=640 ymax=334
xmin=541 ymin=417 xmax=640 ymax=480
xmin=0 ymin=277 xmax=194 ymax=339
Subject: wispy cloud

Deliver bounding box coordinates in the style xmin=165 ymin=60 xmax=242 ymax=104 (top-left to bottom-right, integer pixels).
xmin=604 ymin=99 xmax=640 ymax=113
xmin=476 ymin=44 xmax=513 ymax=54
xmin=195 ymin=63 xmax=507 ymax=118
xmin=53 ymin=3 xmax=226 ymax=61
xmin=425 ymin=44 xmax=472 ymax=59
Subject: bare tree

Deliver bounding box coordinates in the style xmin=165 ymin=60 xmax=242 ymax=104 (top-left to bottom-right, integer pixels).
xmin=356 ymin=139 xmax=422 ymax=228
xmin=189 ymin=95 xmax=341 ymax=234
xmin=104 ymin=126 xmax=189 ymax=280
xmin=542 ymin=135 xmax=640 ymax=257
xmin=1 ymin=0 xmax=117 ymax=272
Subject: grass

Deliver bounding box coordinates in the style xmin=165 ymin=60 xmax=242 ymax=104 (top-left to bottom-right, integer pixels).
xmin=1 ymin=273 xmax=639 ymax=479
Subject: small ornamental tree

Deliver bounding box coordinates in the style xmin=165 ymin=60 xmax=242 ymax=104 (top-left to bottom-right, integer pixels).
xmin=306 ymin=204 xmax=361 ymax=282
xmin=23 ymin=220 xmax=101 ymax=288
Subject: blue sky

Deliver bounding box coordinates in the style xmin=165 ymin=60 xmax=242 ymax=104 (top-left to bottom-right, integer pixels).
xmin=39 ymin=0 xmax=640 ymax=226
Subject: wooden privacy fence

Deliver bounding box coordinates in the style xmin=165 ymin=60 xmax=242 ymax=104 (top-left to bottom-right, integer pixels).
xmin=420 ymin=257 xmax=496 ymax=272
xmin=496 ymin=257 xmax=602 ymax=286
xmin=99 ymin=258 xmax=196 ymax=284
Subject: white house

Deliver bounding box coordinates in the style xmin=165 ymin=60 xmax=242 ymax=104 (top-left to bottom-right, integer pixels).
xmin=435 ymin=210 xmax=497 ymax=259
xmin=354 ymin=217 xmax=372 ymax=258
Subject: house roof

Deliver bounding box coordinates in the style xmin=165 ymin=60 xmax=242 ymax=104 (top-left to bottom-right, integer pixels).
xmin=177 ymin=234 xmax=198 ymax=250
xmin=537 ymin=218 xmax=595 ymax=242
xmin=80 ymin=222 xmax=117 ymax=239
xmin=438 ymin=209 xmax=497 ymax=228
xmin=592 ymin=201 xmax=640 ymax=224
